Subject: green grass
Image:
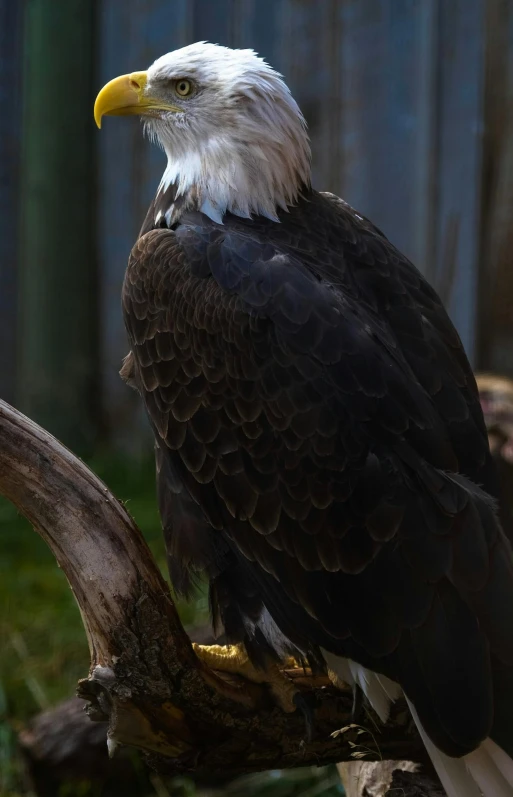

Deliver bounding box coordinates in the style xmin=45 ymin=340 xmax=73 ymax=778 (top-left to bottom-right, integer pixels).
xmin=0 ymin=454 xmax=206 ymax=795
xmin=1 ymin=456 xmax=170 ymax=720
xmin=0 ymin=453 xmax=342 ymax=796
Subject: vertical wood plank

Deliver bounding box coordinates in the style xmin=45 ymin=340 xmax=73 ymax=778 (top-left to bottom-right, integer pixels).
xmin=414 ymin=0 xmax=438 ymax=279
xmin=232 ymin=0 xmax=280 ymax=61
xmin=193 ymin=0 xmax=235 ymax=44
xmin=0 ymin=0 xmax=23 ymax=405
xmin=18 ymin=0 xmax=97 ymax=452
xmin=434 ymin=0 xmax=485 ymax=361
xmin=478 ymin=0 xmax=513 ymax=373
xmin=278 ymin=0 xmax=341 ymax=191
xmin=337 ymin=0 xmax=436 ymax=267
xmin=96 ymin=0 xmax=190 ymax=448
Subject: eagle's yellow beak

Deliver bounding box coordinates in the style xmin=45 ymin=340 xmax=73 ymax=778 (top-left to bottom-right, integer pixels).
xmin=94 ymin=71 xmax=182 ymax=128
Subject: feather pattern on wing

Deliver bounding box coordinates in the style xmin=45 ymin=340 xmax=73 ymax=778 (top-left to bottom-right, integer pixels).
xmin=124 ymin=189 xmax=513 ymax=759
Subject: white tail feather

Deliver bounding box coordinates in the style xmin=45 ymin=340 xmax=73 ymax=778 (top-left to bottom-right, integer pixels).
xmin=323 ymin=653 xmax=513 ymax=796
xmin=480 ymin=738 xmax=513 ymax=784
xmin=406 ymin=697 xmax=513 ymax=796
xmin=466 ymin=740 xmax=513 ymax=797
xmin=322 ymin=651 xmax=402 ymax=723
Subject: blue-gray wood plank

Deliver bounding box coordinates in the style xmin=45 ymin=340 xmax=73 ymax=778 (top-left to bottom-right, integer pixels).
xmin=96 ymin=0 xmax=192 ymax=448
xmin=337 ymin=0 xmax=439 ymax=268
xmin=97 ymin=0 xmax=485 ymax=437
xmin=0 ymin=1 xmax=23 ymax=404
xmin=433 ymin=0 xmax=485 ymax=363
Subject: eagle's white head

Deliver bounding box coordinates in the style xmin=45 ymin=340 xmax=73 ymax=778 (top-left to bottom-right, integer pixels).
xmin=94 ymin=42 xmax=311 ymax=224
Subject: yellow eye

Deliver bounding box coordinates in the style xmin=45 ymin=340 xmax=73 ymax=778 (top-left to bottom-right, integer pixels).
xmin=175 ymin=79 xmax=192 ymax=97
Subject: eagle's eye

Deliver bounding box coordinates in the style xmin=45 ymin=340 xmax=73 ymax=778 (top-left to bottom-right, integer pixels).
xmin=174 ymin=79 xmax=193 ymax=97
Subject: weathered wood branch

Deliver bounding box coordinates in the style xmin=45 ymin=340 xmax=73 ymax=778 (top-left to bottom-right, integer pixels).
xmin=337 ymin=761 xmax=446 ymax=797
xmin=0 ymin=399 xmax=442 ymax=791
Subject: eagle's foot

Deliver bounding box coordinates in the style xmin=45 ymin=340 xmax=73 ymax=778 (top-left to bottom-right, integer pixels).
xmin=192 ymin=642 xmax=298 ymax=713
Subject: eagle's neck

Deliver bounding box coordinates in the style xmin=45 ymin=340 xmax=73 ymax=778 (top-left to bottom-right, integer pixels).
xmin=152 ymin=133 xmax=311 ymax=227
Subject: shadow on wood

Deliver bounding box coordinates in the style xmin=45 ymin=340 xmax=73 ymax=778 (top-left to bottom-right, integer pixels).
xmin=0 ymin=399 xmax=444 ymax=793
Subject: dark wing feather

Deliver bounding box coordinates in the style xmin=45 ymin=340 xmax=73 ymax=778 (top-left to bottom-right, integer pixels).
xmin=123 ymin=191 xmax=513 ymax=757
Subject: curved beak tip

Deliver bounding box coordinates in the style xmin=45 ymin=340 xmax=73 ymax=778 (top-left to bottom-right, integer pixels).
xmin=93 ymin=72 xmax=148 ymax=129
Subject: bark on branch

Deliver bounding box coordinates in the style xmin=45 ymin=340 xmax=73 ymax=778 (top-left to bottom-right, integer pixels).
xmin=0 ymin=400 xmax=442 ymax=792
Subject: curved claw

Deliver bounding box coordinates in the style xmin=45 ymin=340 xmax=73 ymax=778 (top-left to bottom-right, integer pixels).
xmin=193 ymin=642 xmax=299 ymax=713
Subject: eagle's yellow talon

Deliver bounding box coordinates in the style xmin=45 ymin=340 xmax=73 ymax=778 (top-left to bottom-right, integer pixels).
xmin=192 ymin=642 xmax=298 ymax=713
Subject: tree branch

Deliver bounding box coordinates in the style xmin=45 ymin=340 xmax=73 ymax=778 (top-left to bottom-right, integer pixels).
xmin=0 ymin=399 xmax=440 ymax=789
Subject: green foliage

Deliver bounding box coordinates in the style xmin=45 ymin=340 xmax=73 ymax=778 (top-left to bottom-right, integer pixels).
xmin=205 ymin=768 xmax=344 ymax=796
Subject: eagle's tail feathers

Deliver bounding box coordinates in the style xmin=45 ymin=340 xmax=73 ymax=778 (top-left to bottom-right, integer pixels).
xmin=407 ymin=697 xmax=513 ymax=797
xmin=321 ymin=651 xmax=402 ymax=724
xmin=465 ymin=739 xmax=513 ymax=797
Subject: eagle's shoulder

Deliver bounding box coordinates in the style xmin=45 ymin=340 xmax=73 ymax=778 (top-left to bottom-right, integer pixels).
xmin=124 ymin=197 xmax=492 ymax=492
xmin=319 ymin=191 xmax=388 ymax=239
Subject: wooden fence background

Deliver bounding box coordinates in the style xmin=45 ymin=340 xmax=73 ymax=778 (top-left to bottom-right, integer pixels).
xmin=1 ymin=0 xmax=513 ymax=453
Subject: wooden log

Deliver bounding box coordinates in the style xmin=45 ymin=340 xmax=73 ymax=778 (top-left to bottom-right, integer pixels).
xmin=338 ymin=761 xmax=445 ymax=797
xmin=18 ymin=698 xmax=140 ymax=797
xmin=0 ymin=399 xmax=441 ymax=786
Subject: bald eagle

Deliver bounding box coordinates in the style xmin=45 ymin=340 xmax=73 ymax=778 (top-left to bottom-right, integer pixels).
xmin=95 ymin=43 xmax=513 ymax=796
